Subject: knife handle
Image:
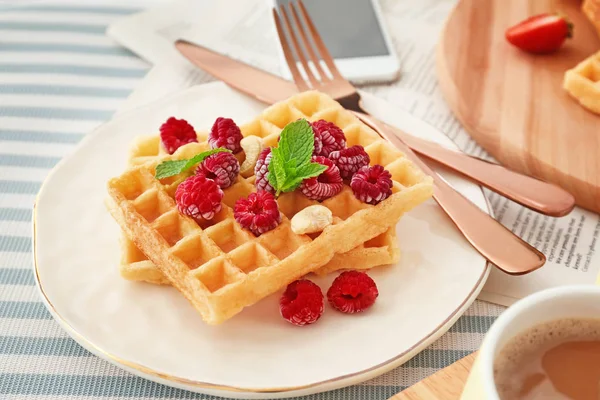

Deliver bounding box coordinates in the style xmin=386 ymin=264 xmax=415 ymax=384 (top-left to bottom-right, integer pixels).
xmin=354 ymin=111 xmax=546 ymax=276
xmin=396 ymin=132 xmax=575 ymax=217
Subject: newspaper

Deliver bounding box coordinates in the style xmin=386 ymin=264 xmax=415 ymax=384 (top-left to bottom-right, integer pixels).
xmin=107 ymin=0 xmax=280 ymax=74
xmin=110 ymin=0 xmax=600 ymax=306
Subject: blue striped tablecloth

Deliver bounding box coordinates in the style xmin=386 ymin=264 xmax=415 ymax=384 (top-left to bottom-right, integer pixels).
xmin=0 ymin=1 xmax=505 ymax=398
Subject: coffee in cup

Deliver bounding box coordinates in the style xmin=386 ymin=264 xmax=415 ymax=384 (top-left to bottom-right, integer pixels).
xmin=460 ymin=286 xmax=600 ymax=400
xmin=493 ymin=318 xmax=600 ymax=400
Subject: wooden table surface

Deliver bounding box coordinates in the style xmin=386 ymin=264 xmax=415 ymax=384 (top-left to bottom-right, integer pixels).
xmin=437 ymin=0 xmax=600 ymax=213
xmin=390 ymin=353 xmax=477 ymax=400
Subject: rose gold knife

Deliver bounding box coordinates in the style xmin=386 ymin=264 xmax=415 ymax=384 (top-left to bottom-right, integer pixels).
xmin=174 ymin=40 xmax=550 ymax=275
xmin=175 ymin=40 xmax=574 ymax=218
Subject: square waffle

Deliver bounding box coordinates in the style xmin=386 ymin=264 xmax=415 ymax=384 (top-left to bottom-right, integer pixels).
xmin=106 ymin=91 xmax=433 ymax=324
xmin=564 ymin=50 xmax=600 ymax=115
xmin=120 ymin=135 xmax=400 ymax=285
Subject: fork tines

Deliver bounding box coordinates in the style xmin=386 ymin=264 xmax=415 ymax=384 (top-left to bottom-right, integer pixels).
xmin=273 ymin=0 xmax=347 ymax=91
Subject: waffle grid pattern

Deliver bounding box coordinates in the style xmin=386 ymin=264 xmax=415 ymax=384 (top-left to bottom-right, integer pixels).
xmin=106 ymin=91 xmax=433 ymax=324
xmin=564 ymin=50 xmax=600 ymax=114
xmin=0 ymin=3 xmax=523 ymax=399
xmin=121 ymin=136 xmax=400 ymax=284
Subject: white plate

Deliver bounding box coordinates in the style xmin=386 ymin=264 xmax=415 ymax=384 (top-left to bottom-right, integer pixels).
xmin=34 ymin=82 xmax=490 ymax=399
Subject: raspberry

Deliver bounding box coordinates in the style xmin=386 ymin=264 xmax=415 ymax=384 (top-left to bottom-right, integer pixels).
xmin=196 ymin=152 xmax=240 ymax=189
xmin=234 ymin=191 xmax=281 ymax=236
xmin=329 ymin=145 xmax=370 ymax=180
xmin=327 ymin=271 xmax=379 ymax=314
xmin=300 ymin=156 xmax=343 ymax=201
xmin=254 ymin=147 xmax=274 ymax=193
xmin=208 ymin=117 xmax=243 ymax=153
xmin=159 ymin=117 xmax=198 ymax=154
xmin=350 ymin=165 xmax=393 ymax=205
xmin=312 ymin=130 xmax=323 ymax=155
xmin=175 ymin=175 xmax=223 ymax=221
xmin=280 ymin=280 xmax=324 ymax=326
xmin=311 ymin=120 xmax=346 ymax=157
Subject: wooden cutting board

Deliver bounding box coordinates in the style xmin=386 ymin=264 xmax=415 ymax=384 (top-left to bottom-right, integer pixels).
xmin=390 ymin=352 xmax=477 ymax=400
xmin=437 ymin=0 xmax=600 ymax=213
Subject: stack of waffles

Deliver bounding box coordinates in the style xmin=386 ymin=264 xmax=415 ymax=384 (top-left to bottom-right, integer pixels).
xmin=106 ymin=91 xmax=433 ymax=324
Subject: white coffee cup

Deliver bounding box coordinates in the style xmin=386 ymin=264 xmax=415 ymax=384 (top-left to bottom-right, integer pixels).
xmin=460 ymin=285 xmax=600 ymax=399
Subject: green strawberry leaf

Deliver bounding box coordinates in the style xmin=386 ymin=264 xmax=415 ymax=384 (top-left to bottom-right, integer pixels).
xmin=155 ymin=148 xmax=231 ymax=180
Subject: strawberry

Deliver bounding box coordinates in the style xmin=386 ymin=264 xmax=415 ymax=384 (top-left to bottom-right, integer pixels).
xmin=505 ymin=14 xmax=573 ymax=54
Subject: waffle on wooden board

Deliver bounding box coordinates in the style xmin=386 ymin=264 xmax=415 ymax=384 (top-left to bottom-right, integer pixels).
xmin=564 ymin=0 xmax=600 ymax=114
xmin=106 ymin=91 xmax=433 ymax=324
xmin=564 ymin=50 xmax=600 ymax=114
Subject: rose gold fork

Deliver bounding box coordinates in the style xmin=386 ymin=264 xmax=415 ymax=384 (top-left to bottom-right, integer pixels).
xmin=174 ymin=40 xmax=574 ymax=218
xmin=273 ymin=0 xmax=546 ymax=275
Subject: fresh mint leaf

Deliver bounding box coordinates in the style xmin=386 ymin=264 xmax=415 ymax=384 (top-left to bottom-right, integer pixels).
xmin=283 ymin=158 xmax=298 ymax=176
xmin=268 ymin=147 xmax=287 ymax=193
xmin=267 ymin=160 xmax=278 ymax=189
xmin=277 ymin=119 xmax=314 ymax=167
xmin=279 ymin=163 xmax=326 ymax=192
xmin=280 ymin=176 xmax=305 ymax=192
xmin=295 ymin=162 xmax=328 ymax=179
xmin=268 ymin=119 xmax=328 ymax=195
xmin=279 ymin=163 xmax=327 ymax=192
xmin=155 ymin=148 xmax=231 ymax=179
xmin=155 ymin=159 xmax=189 ymax=180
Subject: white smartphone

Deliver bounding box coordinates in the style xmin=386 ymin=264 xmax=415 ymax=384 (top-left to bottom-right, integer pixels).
xmin=273 ymin=0 xmax=400 ymax=84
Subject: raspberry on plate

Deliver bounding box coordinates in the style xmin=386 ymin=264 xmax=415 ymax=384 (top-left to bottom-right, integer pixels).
xmin=208 ymin=117 xmax=243 ymax=153
xmin=175 ymin=175 xmax=224 ymax=221
xmin=327 ymin=271 xmax=378 ymax=314
xmin=159 ymin=117 xmax=198 ymax=155
xmin=300 ymin=156 xmax=343 ymax=201
xmin=254 ymin=147 xmax=274 ymax=193
xmin=234 ymin=191 xmax=281 ymax=236
xmin=350 ymin=165 xmax=393 ymax=205
xmin=196 ymin=152 xmax=240 ymax=189
xmin=280 ymin=279 xmax=324 ymax=326
xmin=310 ymin=120 xmax=346 ymax=157
xmin=329 ymin=145 xmax=370 ymax=180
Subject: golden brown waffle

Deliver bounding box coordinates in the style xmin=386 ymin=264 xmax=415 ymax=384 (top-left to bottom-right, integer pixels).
xmin=583 ymin=0 xmax=600 ymax=38
xmin=106 ymin=91 xmax=433 ymax=324
xmin=564 ymin=50 xmax=600 ymax=115
xmin=120 ymin=135 xmax=400 ymax=284
xmin=119 ymin=222 xmax=399 ymax=284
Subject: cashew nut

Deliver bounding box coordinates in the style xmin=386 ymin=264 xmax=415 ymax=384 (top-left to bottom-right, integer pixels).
xmin=291 ymin=205 xmax=333 ymax=235
xmin=239 ymin=136 xmax=264 ymax=178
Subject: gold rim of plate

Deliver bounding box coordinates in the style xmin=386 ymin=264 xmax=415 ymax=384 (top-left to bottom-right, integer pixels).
xmin=32 ymin=85 xmax=493 ymax=394
xmin=33 ymin=198 xmax=492 ymax=393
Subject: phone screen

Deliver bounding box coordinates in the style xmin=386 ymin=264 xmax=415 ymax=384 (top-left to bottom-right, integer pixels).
xmin=276 ymin=0 xmax=391 ymax=59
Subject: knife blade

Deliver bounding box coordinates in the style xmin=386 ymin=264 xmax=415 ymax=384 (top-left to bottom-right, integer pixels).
xmin=175 ymin=39 xmax=295 ymax=104
xmin=174 ymin=39 xmax=575 ymax=218
xmin=175 ymin=40 xmax=470 ymax=159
